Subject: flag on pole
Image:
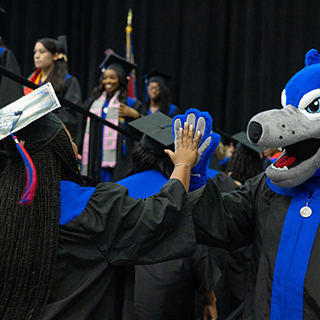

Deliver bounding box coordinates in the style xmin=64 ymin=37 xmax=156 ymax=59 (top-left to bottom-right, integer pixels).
xmin=125 ymin=9 xmax=136 ymax=98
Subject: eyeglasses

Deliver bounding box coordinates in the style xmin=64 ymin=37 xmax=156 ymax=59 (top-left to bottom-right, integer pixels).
xmin=148 ymin=85 xmax=160 ymax=91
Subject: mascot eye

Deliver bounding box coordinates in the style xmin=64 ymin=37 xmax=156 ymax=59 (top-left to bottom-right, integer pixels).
xmin=306 ymin=99 xmax=320 ymax=113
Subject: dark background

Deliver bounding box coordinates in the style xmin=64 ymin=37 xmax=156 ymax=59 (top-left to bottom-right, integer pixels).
xmin=0 ymin=0 xmax=319 ymax=139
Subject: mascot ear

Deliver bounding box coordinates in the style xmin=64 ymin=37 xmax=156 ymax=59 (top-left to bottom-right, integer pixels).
xmin=305 ymin=49 xmax=320 ymax=67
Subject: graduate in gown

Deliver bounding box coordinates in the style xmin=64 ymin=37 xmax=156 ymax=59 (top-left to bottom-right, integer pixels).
xmin=0 ymin=85 xmax=200 ymax=319
xmin=144 ymin=70 xmax=181 ymax=118
xmin=81 ymin=50 xmax=146 ymax=182
xmin=0 ymin=39 xmax=23 ymax=108
xmin=181 ymin=92 xmax=320 ymax=319
xmin=24 ymin=36 xmax=83 ymax=145
xmin=117 ymin=112 xmax=220 ymax=319
xmin=0 ymin=7 xmax=24 ymax=172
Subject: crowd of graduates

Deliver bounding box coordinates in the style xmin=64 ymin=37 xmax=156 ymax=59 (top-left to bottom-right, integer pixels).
xmin=3 ymin=7 xmax=314 ymax=320
xmin=0 ymin=29 xmax=269 ymax=319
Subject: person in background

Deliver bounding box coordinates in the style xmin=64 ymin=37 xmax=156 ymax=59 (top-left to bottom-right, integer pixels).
xmin=226 ymin=131 xmax=264 ymax=185
xmin=0 ymin=7 xmax=24 ymax=172
xmin=263 ymin=147 xmax=282 ymax=169
xmin=0 ymin=36 xmax=23 ymax=107
xmin=81 ymin=50 xmax=146 ymax=182
xmin=0 ymin=87 xmax=200 ymax=319
xmin=24 ymin=35 xmax=83 ymax=145
xmin=117 ymin=112 xmax=219 ymax=320
xmin=209 ymin=131 xmax=264 ymax=319
xmin=144 ymin=69 xmax=181 ymax=117
xmin=201 ymin=131 xmax=265 ymax=320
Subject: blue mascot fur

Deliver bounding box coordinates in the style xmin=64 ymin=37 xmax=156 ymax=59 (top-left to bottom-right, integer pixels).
xmin=173 ymin=108 xmax=220 ymax=191
xmin=248 ymin=49 xmax=320 ymax=189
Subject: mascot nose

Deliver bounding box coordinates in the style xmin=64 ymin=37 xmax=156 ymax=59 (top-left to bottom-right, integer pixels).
xmin=248 ymin=121 xmax=262 ymax=143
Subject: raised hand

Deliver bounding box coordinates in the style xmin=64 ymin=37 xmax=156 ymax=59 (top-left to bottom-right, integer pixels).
xmin=165 ymin=122 xmax=201 ymax=192
xmin=173 ymin=108 xmax=220 ymax=191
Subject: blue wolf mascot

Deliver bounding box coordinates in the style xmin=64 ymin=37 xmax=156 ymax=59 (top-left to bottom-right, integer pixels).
xmin=175 ymin=49 xmax=320 ymax=319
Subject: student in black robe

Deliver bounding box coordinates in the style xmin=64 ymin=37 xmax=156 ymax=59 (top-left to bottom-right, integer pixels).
xmin=211 ymin=132 xmax=264 ymax=319
xmin=81 ymin=50 xmax=146 ymax=182
xmin=0 ymin=38 xmax=23 ymax=108
xmin=117 ymin=112 xmax=220 ymax=320
xmin=0 ymin=88 xmax=200 ymax=319
xmin=0 ymin=8 xmax=24 ymax=172
xmin=144 ymin=70 xmax=181 ymax=118
xmin=24 ymin=36 xmax=83 ymax=145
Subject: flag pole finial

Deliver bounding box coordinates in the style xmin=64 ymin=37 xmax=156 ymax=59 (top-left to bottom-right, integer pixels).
xmin=127 ymin=8 xmax=133 ymax=26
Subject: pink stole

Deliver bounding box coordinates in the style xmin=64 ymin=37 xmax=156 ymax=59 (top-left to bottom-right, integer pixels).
xmin=81 ymin=91 xmax=120 ymax=176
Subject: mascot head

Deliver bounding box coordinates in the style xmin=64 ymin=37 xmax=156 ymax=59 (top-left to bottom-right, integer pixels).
xmin=247 ymin=49 xmax=320 ymax=188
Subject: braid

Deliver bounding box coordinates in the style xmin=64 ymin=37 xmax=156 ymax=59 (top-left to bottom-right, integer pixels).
xmin=0 ymin=129 xmax=81 ymax=319
xmin=226 ymin=150 xmax=264 ymax=184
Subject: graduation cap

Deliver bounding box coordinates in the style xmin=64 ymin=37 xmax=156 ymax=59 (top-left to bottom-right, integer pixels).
xmin=147 ymin=70 xmax=172 ymax=85
xmin=231 ymin=131 xmax=264 ymax=155
xmin=129 ymin=112 xmax=173 ymax=156
xmin=144 ymin=70 xmax=173 ymax=102
xmin=99 ymin=50 xmax=136 ymax=80
xmin=0 ymin=83 xmax=62 ymax=205
xmin=0 ymin=7 xmax=6 ymax=14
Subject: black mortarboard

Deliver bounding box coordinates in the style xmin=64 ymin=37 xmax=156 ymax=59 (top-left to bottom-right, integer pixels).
xmin=0 ymin=7 xmax=6 ymax=14
xmin=56 ymin=35 xmax=68 ymax=55
xmin=99 ymin=50 xmax=136 ymax=80
xmin=129 ymin=112 xmax=173 ymax=156
xmin=231 ymin=131 xmax=264 ymax=154
xmin=1 ymin=83 xmax=63 ymax=157
xmin=0 ymin=83 xmax=62 ymax=205
xmin=147 ymin=70 xmax=172 ymax=85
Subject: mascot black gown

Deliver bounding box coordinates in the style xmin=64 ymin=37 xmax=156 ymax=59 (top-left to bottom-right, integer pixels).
xmin=180 ymin=49 xmax=320 ymax=320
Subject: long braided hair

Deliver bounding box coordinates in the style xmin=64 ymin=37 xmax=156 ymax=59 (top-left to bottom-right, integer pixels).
xmin=0 ymin=128 xmax=82 ymax=319
xmin=226 ymin=149 xmax=264 ymax=184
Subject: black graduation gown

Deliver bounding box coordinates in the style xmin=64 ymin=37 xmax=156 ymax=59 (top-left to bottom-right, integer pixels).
xmin=42 ymin=179 xmax=196 ymax=320
xmin=0 ymin=47 xmax=23 ymax=108
xmin=0 ymin=47 xmax=23 ymax=172
xmin=119 ymin=171 xmax=224 ymax=320
xmin=53 ymin=76 xmax=83 ymax=146
xmin=191 ymin=172 xmax=320 ymax=320
xmin=194 ymin=171 xmax=244 ymax=320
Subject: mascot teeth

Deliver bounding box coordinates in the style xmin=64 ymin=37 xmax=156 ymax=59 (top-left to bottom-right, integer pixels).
xmin=271 ymin=163 xmax=288 ymax=171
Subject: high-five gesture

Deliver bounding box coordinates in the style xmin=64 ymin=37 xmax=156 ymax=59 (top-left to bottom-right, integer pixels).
xmin=173 ymin=108 xmax=220 ymax=191
xmin=166 ymin=122 xmax=201 ymax=192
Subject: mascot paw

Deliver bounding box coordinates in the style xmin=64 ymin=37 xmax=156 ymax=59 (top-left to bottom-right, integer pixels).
xmin=173 ymin=108 xmax=220 ymax=191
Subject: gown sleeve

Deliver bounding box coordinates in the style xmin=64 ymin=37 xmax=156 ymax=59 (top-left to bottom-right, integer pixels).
xmin=191 ymin=173 xmax=268 ymax=250
xmin=53 ymin=76 xmax=83 ymax=145
xmin=0 ymin=49 xmax=24 ymax=108
xmin=77 ymin=178 xmax=196 ymax=266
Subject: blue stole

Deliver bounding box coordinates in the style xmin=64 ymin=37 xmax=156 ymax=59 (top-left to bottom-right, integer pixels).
xmin=147 ymin=104 xmax=177 ymax=117
xmin=0 ymin=47 xmax=5 ymax=55
xmin=207 ymin=168 xmax=219 ymax=179
xmin=116 ymin=170 xmax=168 ymax=199
xmin=59 ymin=180 xmax=96 ymax=225
xmin=267 ymin=178 xmax=320 ymax=319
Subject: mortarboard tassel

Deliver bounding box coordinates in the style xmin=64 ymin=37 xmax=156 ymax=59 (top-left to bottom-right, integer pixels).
xmin=10 ymin=112 xmax=37 ymax=205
